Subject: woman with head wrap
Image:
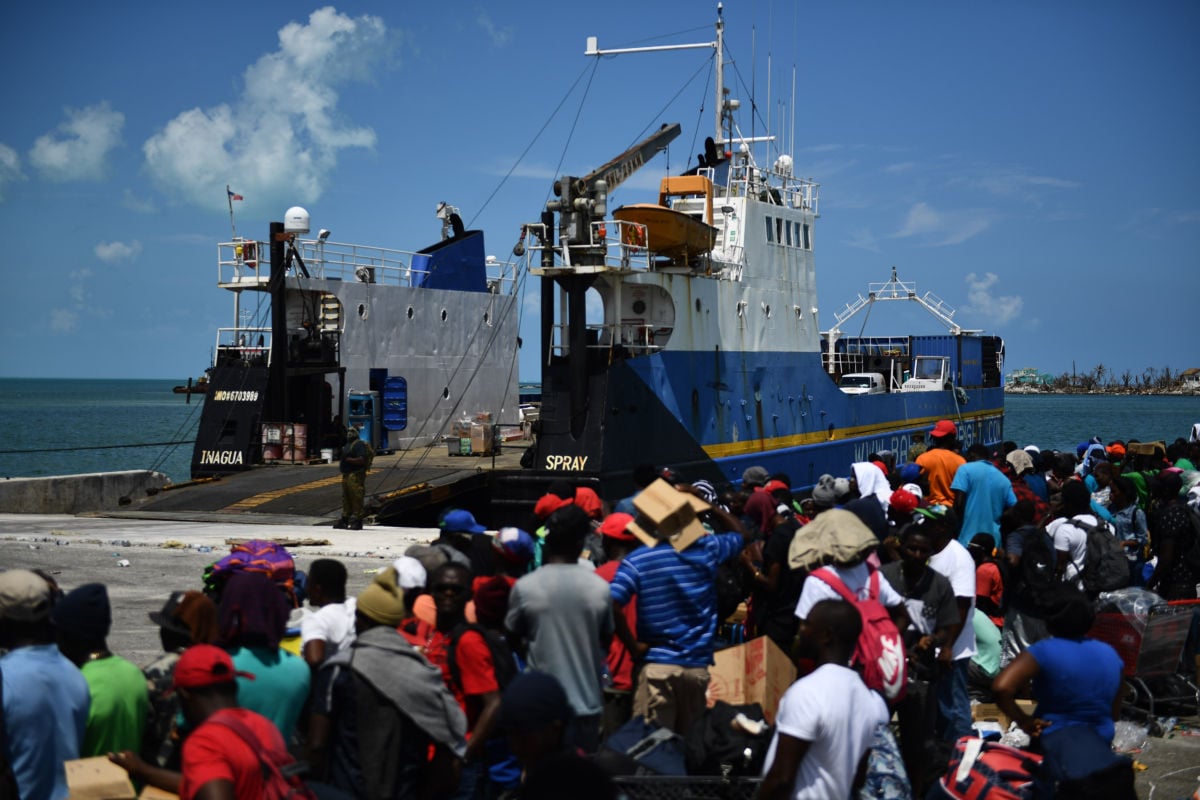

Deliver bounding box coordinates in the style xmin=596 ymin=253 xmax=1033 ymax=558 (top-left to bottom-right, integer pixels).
xmin=851 ymin=462 xmax=893 ymax=512
xmin=217 ymin=573 xmax=311 ymax=742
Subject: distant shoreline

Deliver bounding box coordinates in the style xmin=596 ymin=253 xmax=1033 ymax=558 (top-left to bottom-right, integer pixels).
xmin=1004 ymin=387 xmax=1199 ymax=397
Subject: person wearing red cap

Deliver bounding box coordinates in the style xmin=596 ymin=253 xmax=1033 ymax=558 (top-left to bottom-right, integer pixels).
xmin=111 ymin=644 xmax=301 ymax=800
xmin=915 ymin=420 xmax=965 ymax=509
xmin=594 ymin=512 xmax=642 ymax=738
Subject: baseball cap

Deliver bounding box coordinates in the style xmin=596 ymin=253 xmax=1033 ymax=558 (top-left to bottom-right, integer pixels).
xmin=494 ymin=527 xmax=536 ymax=564
xmin=391 ymin=556 xmax=428 ymax=591
xmin=930 ymin=420 xmax=957 ymax=438
xmin=148 ymin=590 xmax=217 ymax=644
xmin=598 ymin=512 xmax=637 ymax=542
xmin=0 ymin=570 xmax=53 ymax=622
xmin=889 ymin=488 xmax=919 ymax=515
xmin=441 ymin=508 xmax=486 ymax=534
xmin=764 ymin=479 xmax=791 ymax=495
xmin=173 ymin=644 xmax=255 ymax=690
xmin=533 ymin=493 xmax=570 ymax=520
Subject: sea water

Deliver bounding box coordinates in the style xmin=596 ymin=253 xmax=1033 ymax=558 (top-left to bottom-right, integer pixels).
xmin=0 ymin=378 xmax=1195 ymax=485
xmin=0 ymin=378 xmax=199 ymax=484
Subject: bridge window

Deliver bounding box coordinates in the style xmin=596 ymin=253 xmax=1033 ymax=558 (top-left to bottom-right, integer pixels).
xmin=765 ymin=216 xmax=774 ymax=243
xmin=785 ymin=220 xmax=792 ymax=246
xmin=802 ymin=223 xmax=811 ymax=250
xmin=775 ymin=218 xmax=783 ymax=243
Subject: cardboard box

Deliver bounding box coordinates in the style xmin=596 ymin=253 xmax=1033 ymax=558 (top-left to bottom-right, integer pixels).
xmin=470 ymin=423 xmax=493 ymax=454
xmin=627 ymin=478 xmax=711 ymax=552
xmin=65 ymin=757 xmax=136 ymax=800
xmin=971 ymin=699 xmax=1036 ymax=730
xmin=139 ymin=788 xmax=180 ymax=800
xmin=706 ymin=635 xmax=797 ymax=724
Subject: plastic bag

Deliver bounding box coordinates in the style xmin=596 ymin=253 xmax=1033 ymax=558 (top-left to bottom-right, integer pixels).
xmin=1095 ymin=586 xmax=1165 ymax=635
xmin=1111 ymin=720 xmax=1150 ymax=753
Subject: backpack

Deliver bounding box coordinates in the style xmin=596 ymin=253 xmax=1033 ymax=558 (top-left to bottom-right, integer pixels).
xmin=447 ymin=623 xmax=519 ymax=696
xmin=932 ymin=737 xmax=1043 ymax=800
xmin=204 ymin=540 xmax=297 ymax=605
xmin=811 ymin=568 xmax=907 ymax=702
xmin=600 ymin=716 xmax=688 ymax=776
xmin=1009 ymin=526 xmax=1058 ymax=614
xmin=206 ymin=710 xmax=317 ymax=800
xmin=1074 ymin=517 xmax=1129 ymax=595
xmin=683 ymin=701 xmax=770 ymax=777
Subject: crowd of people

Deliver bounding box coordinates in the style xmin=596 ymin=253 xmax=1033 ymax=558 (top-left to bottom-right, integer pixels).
xmin=2 ymin=422 xmax=1199 ymax=800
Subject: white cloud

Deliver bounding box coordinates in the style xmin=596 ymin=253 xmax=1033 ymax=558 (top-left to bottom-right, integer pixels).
xmin=94 ymin=240 xmax=143 ymax=263
xmin=29 ymin=103 xmax=124 ymax=182
xmin=0 ymin=143 xmax=23 ymax=200
xmin=67 ymin=268 xmax=93 ymax=305
xmin=476 ymin=9 xmax=513 ymax=46
xmin=894 ymin=201 xmax=993 ymax=246
xmin=977 ymin=171 xmax=1078 ymax=197
xmin=963 ymin=272 xmax=1023 ymax=326
xmin=844 ymin=227 xmax=881 ymax=253
xmin=121 ymin=188 xmax=157 ymax=213
xmin=50 ymin=308 xmax=79 ymax=333
xmin=883 ymin=161 xmax=915 ymax=174
xmin=143 ymin=7 xmax=392 ymax=212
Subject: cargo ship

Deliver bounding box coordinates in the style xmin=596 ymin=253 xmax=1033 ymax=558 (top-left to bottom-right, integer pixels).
xmin=189 ymin=205 xmax=520 ymax=479
xmin=494 ymin=6 xmax=1004 ymax=506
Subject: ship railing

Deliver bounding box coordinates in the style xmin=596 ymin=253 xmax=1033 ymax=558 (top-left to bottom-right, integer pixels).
xmin=722 ymin=162 xmax=820 ymax=215
xmin=213 ymin=327 xmax=272 ymax=367
xmin=521 ymin=222 xmax=654 ymax=275
xmin=544 ymin=322 xmax=664 ymax=359
xmin=217 ymin=239 xmax=517 ymax=294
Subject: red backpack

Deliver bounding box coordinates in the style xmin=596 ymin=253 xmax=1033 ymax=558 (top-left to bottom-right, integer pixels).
xmin=933 ymin=737 xmax=1043 ymax=799
xmin=811 ymin=567 xmax=907 ymax=702
xmin=207 ymin=710 xmax=317 ymax=800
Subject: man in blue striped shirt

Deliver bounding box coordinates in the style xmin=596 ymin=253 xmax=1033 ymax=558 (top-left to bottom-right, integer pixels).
xmin=610 ymin=483 xmax=750 ymax=734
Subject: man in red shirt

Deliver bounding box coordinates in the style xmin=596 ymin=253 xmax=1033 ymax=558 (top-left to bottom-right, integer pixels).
xmin=595 ymin=512 xmax=642 ymax=738
xmin=424 ymin=562 xmax=503 ymax=798
xmin=112 ymin=644 xmax=296 ymax=800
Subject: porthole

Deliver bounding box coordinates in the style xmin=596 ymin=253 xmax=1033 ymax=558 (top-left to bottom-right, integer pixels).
xmin=484 ymin=311 xmax=491 ymax=325
xmin=695 ymin=298 xmax=702 ymax=313
xmin=632 ymin=299 xmax=647 ymax=315
xmin=407 ymin=306 xmax=415 ymax=319
xmin=762 ymin=303 xmax=772 ymax=319
xmin=441 ymin=309 xmax=448 ymax=322
xmin=357 ymin=303 xmax=367 ymax=320
xmin=794 ymin=305 xmax=803 ymax=320
xmin=442 ymin=387 xmax=450 ymax=399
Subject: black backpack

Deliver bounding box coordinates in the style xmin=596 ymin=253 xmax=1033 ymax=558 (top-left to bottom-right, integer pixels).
xmin=447 ymin=623 xmax=519 ymax=695
xmin=683 ymin=701 xmax=770 ymax=777
xmin=1074 ymin=516 xmax=1130 ymax=596
xmin=1010 ymin=525 xmax=1058 ymax=614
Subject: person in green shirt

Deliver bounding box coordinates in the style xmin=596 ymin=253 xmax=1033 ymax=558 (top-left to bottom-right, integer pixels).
xmin=968 ymin=608 xmax=1002 ymax=700
xmin=52 ymin=583 xmax=149 ymax=757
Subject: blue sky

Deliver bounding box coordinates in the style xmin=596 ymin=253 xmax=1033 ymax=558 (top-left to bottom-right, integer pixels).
xmin=1 ymin=1 xmax=1197 ymax=383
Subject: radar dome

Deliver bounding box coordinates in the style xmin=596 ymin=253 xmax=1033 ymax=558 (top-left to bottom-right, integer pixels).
xmin=774 ymin=154 xmax=794 ymax=177
xmin=284 ymin=207 xmax=310 ymax=235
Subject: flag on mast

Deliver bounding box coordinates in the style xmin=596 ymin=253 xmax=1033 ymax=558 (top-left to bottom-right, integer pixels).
xmin=226 ymin=185 xmax=242 ymax=239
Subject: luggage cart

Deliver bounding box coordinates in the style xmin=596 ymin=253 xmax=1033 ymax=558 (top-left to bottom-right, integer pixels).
xmin=1089 ymin=599 xmax=1200 ymax=717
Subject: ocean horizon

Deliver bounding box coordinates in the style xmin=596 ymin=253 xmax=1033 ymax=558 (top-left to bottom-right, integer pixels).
xmin=1 ymin=377 xmax=1195 ymax=485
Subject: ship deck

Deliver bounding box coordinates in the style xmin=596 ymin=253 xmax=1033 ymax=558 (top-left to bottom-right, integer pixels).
xmin=127 ymin=444 xmax=527 ymax=526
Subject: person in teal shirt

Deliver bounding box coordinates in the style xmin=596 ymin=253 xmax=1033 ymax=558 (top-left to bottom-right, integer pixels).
xmin=217 ymin=573 xmax=310 ymax=742
xmin=967 ymin=608 xmax=1001 ymax=700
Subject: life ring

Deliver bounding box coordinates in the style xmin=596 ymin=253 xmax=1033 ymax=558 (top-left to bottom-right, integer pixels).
xmin=623 ymin=224 xmax=646 ymax=248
